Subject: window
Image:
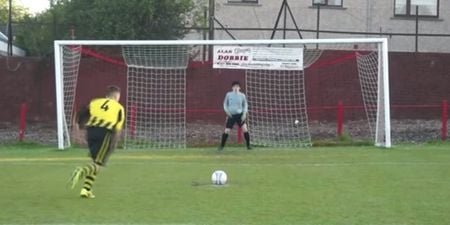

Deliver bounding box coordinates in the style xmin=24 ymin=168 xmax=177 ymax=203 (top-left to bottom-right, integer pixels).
xmin=312 ymin=0 xmax=343 ymax=7
xmin=227 ymin=0 xmax=259 ymax=4
xmin=394 ymin=0 xmax=439 ymax=17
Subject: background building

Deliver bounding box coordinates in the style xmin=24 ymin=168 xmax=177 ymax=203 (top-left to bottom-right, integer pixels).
xmin=0 ymin=31 xmax=25 ymax=56
xmin=190 ymin=0 xmax=449 ymax=52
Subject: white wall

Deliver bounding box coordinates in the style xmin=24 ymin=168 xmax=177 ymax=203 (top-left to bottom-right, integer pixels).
xmin=0 ymin=41 xmax=26 ymax=56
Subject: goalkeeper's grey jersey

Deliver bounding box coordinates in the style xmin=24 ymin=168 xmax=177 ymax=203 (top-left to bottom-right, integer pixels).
xmin=223 ymin=91 xmax=248 ymax=115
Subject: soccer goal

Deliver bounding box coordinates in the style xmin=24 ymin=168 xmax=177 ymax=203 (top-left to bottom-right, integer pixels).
xmin=54 ymin=38 xmax=390 ymax=149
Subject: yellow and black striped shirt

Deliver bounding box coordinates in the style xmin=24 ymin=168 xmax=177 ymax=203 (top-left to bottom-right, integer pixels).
xmin=85 ymin=98 xmax=125 ymax=132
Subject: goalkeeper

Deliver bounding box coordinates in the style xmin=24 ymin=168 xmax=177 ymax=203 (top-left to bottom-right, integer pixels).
xmin=218 ymin=81 xmax=251 ymax=150
xmin=68 ymin=85 xmax=125 ymax=198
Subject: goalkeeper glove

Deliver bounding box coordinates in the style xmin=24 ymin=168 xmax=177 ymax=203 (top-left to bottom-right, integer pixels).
xmin=241 ymin=114 xmax=247 ymax=122
xmin=225 ymin=110 xmax=232 ymax=118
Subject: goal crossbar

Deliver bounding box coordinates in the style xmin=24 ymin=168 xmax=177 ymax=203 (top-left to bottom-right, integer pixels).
xmin=55 ymin=38 xmax=387 ymax=46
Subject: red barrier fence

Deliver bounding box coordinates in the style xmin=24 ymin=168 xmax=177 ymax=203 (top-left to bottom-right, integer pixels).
xmin=12 ymin=100 xmax=450 ymax=143
xmin=336 ymin=101 xmax=344 ymax=137
xmin=18 ymin=103 xmax=27 ymax=142
xmin=129 ymin=104 xmax=137 ymax=138
xmin=442 ymin=100 xmax=448 ymax=141
xmin=237 ymin=126 xmax=242 ymax=144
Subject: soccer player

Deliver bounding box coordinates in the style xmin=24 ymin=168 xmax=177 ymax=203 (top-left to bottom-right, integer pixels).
xmin=68 ymin=85 xmax=125 ymax=198
xmin=218 ymin=81 xmax=251 ymax=151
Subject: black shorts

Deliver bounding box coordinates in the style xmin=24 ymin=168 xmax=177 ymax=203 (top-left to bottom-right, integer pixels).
xmin=226 ymin=113 xmax=246 ymax=129
xmin=86 ymin=127 xmax=116 ymax=166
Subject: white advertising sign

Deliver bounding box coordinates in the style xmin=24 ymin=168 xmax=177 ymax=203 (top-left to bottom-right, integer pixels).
xmin=213 ymin=46 xmax=303 ymax=71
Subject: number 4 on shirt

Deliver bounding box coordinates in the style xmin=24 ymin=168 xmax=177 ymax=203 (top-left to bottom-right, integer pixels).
xmin=100 ymin=100 xmax=110 ymax=111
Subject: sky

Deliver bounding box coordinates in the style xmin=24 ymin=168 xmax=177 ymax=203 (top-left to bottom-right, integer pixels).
xmin=17 ymin=0 xmax=50 ymax=14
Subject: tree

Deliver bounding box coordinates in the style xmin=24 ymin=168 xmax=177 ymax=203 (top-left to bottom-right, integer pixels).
xmin=14 ymin=0 xmax=200 ymax=56
xmin=0 ymin=0 xmax=29 ymax=23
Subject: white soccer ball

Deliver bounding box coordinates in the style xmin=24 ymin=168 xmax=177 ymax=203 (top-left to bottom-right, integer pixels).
xmin=294 ymin=119 xmax=300 ymax=125
xmin=211 ymin=170 xmax=227 ymax=185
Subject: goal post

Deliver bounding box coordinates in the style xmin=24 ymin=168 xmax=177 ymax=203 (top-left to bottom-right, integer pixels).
xmin=54 ymin=42 xmax=65 ymax=149
xmin=381 ymin=40 xmax=391 ymax=148
xmin=54 ymin=38 xmax=391 ymax=149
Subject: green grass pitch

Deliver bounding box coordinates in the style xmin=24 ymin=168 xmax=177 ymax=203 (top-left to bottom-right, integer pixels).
xmin=0 ymin=143 xmax=450 ymax=225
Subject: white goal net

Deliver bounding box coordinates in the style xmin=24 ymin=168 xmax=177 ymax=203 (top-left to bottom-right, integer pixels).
xmin=61 ymin=45 xmax=82 ymax=145
xmin=54 ymin=39 xmax=390 ymax=149
xmin=122 ymin=46 xmax=188 ymax=149
xmin=245 ymin=48 xmax=323 ymax=147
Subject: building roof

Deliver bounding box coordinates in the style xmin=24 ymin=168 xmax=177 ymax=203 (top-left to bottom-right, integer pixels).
xmin=0 ymin=31 xmax=8 ymax=42
xmin=0 ymin=31 xmax=26 ymax=56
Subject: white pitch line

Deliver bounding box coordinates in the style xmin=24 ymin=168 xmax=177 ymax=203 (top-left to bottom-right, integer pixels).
xmin=0 ymin=224 xmax=197 ymax=225
xmin=0 ymin=156 xmax=447 ymax=167
xmin=0 ymin=154 xmax=225 ymax=162
xmin=0 ymin=223 xmax=415 ymax=225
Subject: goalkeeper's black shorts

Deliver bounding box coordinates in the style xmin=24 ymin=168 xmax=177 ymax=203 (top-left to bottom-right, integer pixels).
xmin=225 ymin=113 xmax=246 ymax=129
xmin=86 ymin=127 xmax=116 ymax=166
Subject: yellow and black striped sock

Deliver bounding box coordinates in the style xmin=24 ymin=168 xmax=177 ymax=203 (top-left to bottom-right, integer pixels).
xmin=81 ymin=164 xmax=96 ymax=191
xmin=81 ymin=164 xmax=96 ymax=177
xmin=83 ymin=173 xmax=96 ymax=191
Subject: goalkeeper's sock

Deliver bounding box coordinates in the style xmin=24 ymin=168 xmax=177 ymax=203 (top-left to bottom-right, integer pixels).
xmin=244 ymin=132 xmax=251 ymax=149
xmin=220 ymin=133 xmax=229 ymax=148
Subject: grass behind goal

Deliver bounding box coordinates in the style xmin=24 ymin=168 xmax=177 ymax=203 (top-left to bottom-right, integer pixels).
xmin=0 ymin=144 xmax=449 ymax=225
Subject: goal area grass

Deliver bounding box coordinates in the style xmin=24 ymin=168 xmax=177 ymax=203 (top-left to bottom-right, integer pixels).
xmin=0 ymin=143 xmax=449 ymax=225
